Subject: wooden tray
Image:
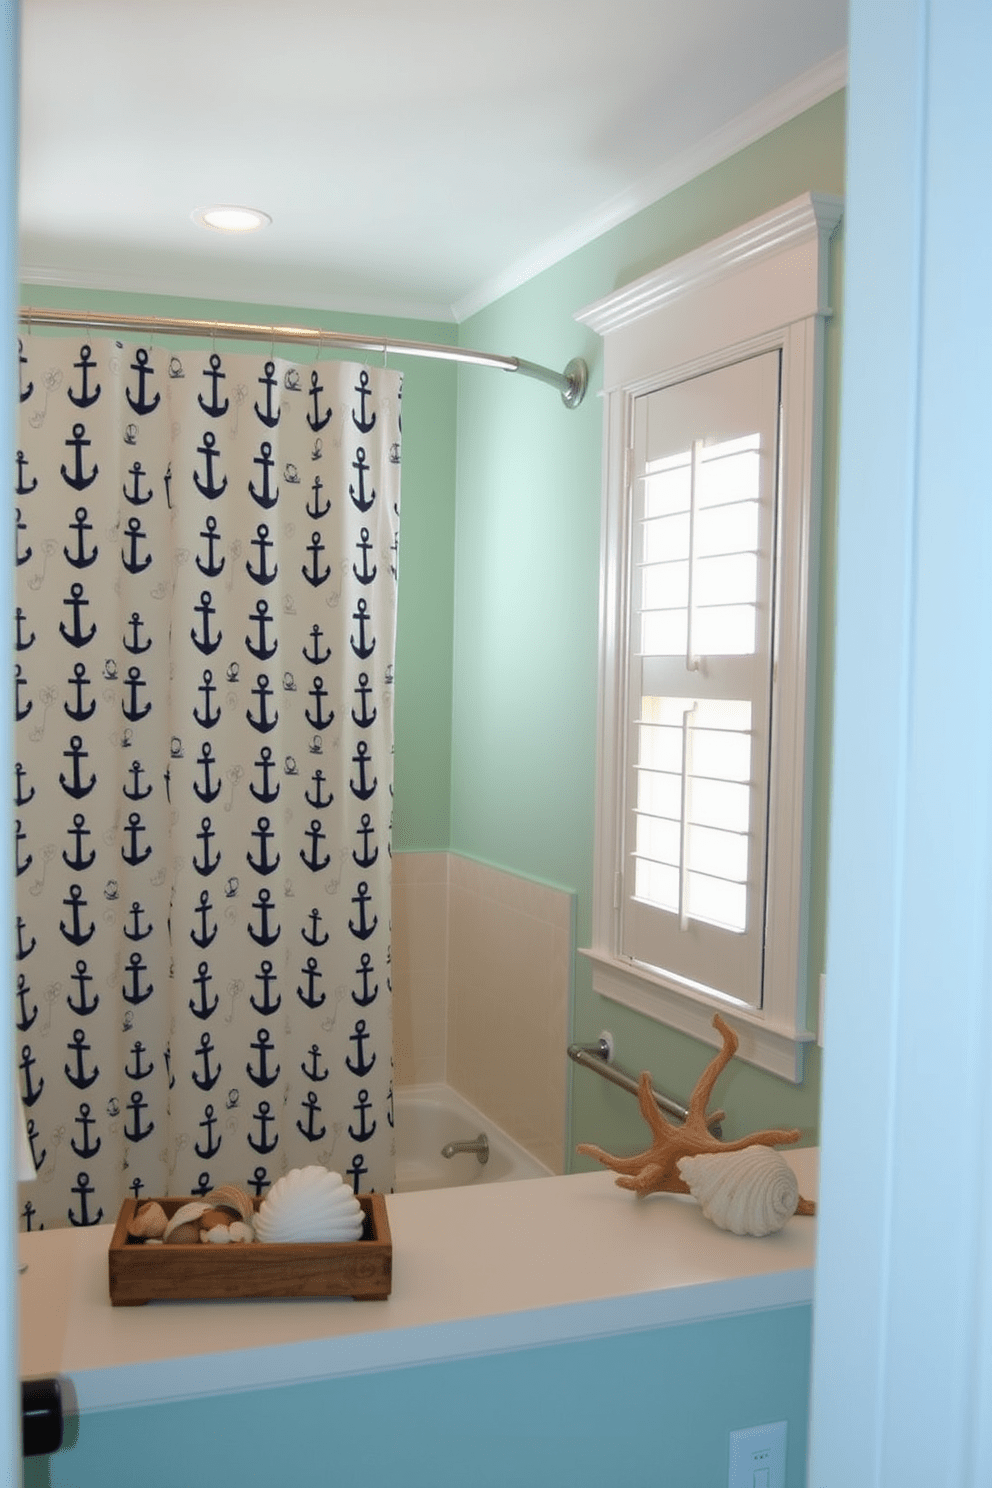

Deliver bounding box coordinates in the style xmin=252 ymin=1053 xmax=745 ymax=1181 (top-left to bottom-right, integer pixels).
xmin=108 ymin=1192 xmax=392 ymax=1305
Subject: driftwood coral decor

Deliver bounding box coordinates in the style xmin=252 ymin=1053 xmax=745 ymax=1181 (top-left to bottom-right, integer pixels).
xmin=576 ymin=1014 xmax=816 ymax=1217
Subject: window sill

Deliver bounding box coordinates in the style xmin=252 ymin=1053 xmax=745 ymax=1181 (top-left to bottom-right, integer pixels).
xmin=580 ymin=947 xmax=814 ymax=1083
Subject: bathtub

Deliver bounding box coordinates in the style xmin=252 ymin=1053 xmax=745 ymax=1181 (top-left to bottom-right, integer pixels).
xmin=393 ymin=1084 xmax=552 ymax=1192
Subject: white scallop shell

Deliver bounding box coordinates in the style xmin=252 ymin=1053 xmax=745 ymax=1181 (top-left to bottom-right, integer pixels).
xmin=254 ymin=1166 xmax=365 ymax=1244
xmin=676 ymin=1146 xmax=799 ymax=1237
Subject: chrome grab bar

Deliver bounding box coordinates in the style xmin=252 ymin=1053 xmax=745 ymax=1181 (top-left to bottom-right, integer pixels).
xmin=567 ymin=1041 xmax=723 ymax=1139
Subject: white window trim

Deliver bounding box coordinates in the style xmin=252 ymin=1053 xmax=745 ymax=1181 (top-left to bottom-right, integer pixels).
xmin=576 ymin=192 xmax=842 ymax=1082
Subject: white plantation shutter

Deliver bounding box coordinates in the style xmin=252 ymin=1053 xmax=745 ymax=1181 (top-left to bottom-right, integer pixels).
xmin=621 ymin=351 xmax=780 ymax=1008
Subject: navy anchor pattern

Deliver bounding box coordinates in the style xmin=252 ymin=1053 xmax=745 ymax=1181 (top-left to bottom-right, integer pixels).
xmin=15 ymin=337 xmax=401 ymax=1230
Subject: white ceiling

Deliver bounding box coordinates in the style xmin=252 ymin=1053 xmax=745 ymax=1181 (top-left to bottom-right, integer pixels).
xmin=18 ymin=1 xmax=847 ymax=324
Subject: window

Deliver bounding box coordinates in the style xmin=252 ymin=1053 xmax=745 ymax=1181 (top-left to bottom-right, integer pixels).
xmin=576 ymin=193 xmax=842 ymax=1080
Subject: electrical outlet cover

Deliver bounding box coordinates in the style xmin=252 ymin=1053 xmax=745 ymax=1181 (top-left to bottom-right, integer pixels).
xmin=728 ymin=1419 xmax=787 ymax=1488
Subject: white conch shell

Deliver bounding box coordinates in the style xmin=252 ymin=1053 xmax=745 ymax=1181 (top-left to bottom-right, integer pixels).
xmin=254 ymin=1166 xmax=365 ymax=1244
xmin=677 ymin=1145 xmax=799 ymax=1237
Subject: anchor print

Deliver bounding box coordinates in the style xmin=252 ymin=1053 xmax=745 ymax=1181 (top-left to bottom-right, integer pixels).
xmin=192 ymin=1031 xmax=221 ymax=1091
xmin=196 ymin=1104 xmax=223 ymax=1160
xmin=246 ymin=598 xmax=278 ymax=661
xmin=14 ymin=507 xmax=31 ymax=567
xmin=122 ymin=949 xmax=154 ymax=1005
xmin=346 ymin=1153 xmax=369 ymax=1195
xmin=302 ymin=907 xmax=330 ymax=947
xmin=71 ymin=1103 xmax=101 ymax=1160
xmin=61 ymin=884 xmax=96 ymax=945
xmin=249 ymin=441 xmax=279 ymax=508
xmin=353 ymin=813 xmax=378 ymax=869
xmin=349 ymin=881 xmax=378 ymax=941
xmin=350 ymin=739 xmax=377 ymax=800
xmin=14 ymin=819 xmax=32 ymax=878
xmin=191 ymin=590 xmax=223 ymax=655
xmin=26 ymin=1122 xmax=45 ymax=1176
xmin=352 ymin=672 xmax=377 ymax=728
xmin=121 ymin=811 xmax=152 ymax=866
xmin=19 ymin=1045 xmax=44 ymax=1107
xmin=249 ymin=747 xmax=280 ymax=803
xmin=247 ymin=674 xmax=278 ymax=733
xmin=306 ymin=473 xmax=330 ymax=519
xmin=199 ymin=353 xmax=230 ymax=417
xmin=246 ymin=1028 xmax=280 ymax=1088
xmin=65 ymin=1028 xmax=100 ymax=1089
xmin=123 ymin=759 xmax=153 ymax=802
xmin=18 ymin=339 xmax=33 ymax=402
xmin=197 ymin=514 xmax=226 ymax=577
xmin=60 ymin=423 xmax=98 ymax=491
xmin=14 ymin=665 xmax=32 ymax=724
xmin=354 ymin=527 xmax=377 ymax=585
xmin=194 ymin=668 xmax=221 ymax=729
xmin=305 ymin=676 xmax=335 ymax=731
xmin=247 ymin=887 xmax=281 ymax=947
xmin=302 ymin=623 xmax=331 ymax=666
xmin=122 ymin=665 xmax=152 ymax=722
xmin=189 ymin=961 xmax=218 ymax=1021
xmin=248 ymin=1100 xmax=278 ymax=1154
xmin=247 ymin=522 xmax=278 ymax=585
xmin=301 ymin=1043 xmax=329 ymax=1082
xmin=300 ymin=819 xmax=331 ymax=873
xmin=126 ymin=347 xmax=161 ymax=414
xmin=15 ymin=761 xmax=35 ymax=808
xmin=122 ymin=516 xmax=153 ymax=574
xmin=68 ymin=1172 xmax=103 ymax=1227
xmin=60 ymin=582 xmax=97 ymax=648
xmin=247 ymin=816 xmax=280 ymax=876
xmin=60 ymin=736 xmax=97 ymax=799
xmin=349 ymin=446 xmax=376 ymax=511
xmin=123 ymin=610 xmax=152 ymax=655
xmin=304 ymin=769 xmax=333 ymax=810
xmin=296 ymin=955 xmax=325 ymax=1009
xmin=15 ymin=452 xmax=37 ymax=496
xmin=193 ymin=740 xmax=222 ymax=803
xmin=349 ymin=1089 xmax=377 ymax=1143
xmin=63 ymin=812 xmax=96 ymax=872
xmin=254 ymin=361 xmax=281 ymax=427
xmin=15 ymin=973 xmax=38 ymax=1032
xmin=124 ymin=1090 xmax=155 ymax=1142
xmin=192 ymin=816 xmax=222 ymax=876
xmin=307 ymin=369 xmax=332 ymax=431
xmin=297 ymin=1091 xmax=327 ymax=1143
xmin=251 ymin=958 xmax=281 ymax=1013
xmin=346 ymin=1018 xmax=376 ymax=1076
xmin=350 ymin=597 xmax=376 ymax=659
xmin=247 ymin=1166 xmax=271 ymax=1197
xmin=67 ymin=959 xmax=98 ymax=1016
xmin=352 ymin=368 xmax=377 ymax=432
xmin=15 ymin=608 xmax=36 ymax=653
xmin=123 ymin=901 xmax=153 ymax=942
xmin=123 ymin=460 xmax=154 ymax=505
xmin=194 ymin=430 xmax=228 ymax=499
xmin=191 ymin=890 xmax=218 ymax=949
xmin=65 ymin=507 xmax=98 ymax=568
xmin=125 ymin=1041 xmax=155 ymax=1080
xmin=68 ymin=344 xmax=101 ymax=408
xmin=16 ymin=916 xmax=37 ymax=962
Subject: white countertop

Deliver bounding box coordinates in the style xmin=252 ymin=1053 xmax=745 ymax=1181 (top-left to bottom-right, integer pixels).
xmin=19 ymin=1152 xmax=817 ymax=1415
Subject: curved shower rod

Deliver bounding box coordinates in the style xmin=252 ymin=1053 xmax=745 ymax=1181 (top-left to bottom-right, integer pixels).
xmin=19 ymin=306 xmax=589 ymax=409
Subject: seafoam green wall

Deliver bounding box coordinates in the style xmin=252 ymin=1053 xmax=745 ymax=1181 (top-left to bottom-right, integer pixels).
xmin=17 ymin=284 xmax=459 ymax=853
xmin=452 ymin=92 xmax=846 ymax=1160
xmin=25 ymin=1306 xmax=812 ymax=1488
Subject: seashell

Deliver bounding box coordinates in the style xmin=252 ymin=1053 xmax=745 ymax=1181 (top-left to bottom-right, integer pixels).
xmin=164 ymin=1221 xmax=201 ymax=1245
xmin=255 ymin=1166 xmax=365 ymax=1244
xmin=204 ymin=1185 xmax=255 ymax=1224
xmin=127 ymin=1200 xmax=168 ymax=1239
xmin=162 ymin=1200 xmax=210 ymax=1242
xmin=228 ymin=1221 xmax=255 ymax=1244
xmin=676 ymin=1145 xmax=799 ymax=1237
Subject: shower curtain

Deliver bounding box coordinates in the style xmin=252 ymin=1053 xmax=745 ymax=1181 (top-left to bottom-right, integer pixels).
xmin=14 ymin=335 xmax=401 ymax=1230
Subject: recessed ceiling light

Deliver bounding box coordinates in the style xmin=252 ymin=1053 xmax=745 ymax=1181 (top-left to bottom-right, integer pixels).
xmin=193 ymin=205 xmax=272 ymax=234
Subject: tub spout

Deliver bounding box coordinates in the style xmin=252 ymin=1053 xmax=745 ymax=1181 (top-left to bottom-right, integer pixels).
xmin=441 ymin=1133 xmax=489 ymax=1165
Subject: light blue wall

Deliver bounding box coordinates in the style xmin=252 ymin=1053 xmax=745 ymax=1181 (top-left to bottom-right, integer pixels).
xmin=28 ymin=1306 xmax=812 ymax=1488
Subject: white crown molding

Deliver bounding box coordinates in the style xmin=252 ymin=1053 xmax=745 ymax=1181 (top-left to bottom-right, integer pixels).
xmin=452 ymin=49 xmax=847 ymax=324
xmin=575 ymin=191 xmax=843 ymax=337
xmin=17 ymin=261 xmax=457 ymax=328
